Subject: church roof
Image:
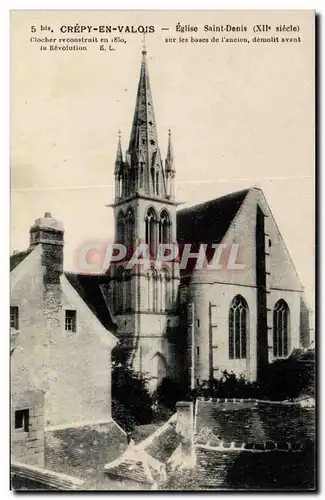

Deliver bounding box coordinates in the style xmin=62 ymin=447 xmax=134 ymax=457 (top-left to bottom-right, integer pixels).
xmin=10 ymin=249 xmax=33 ymax=271
xmin=177 ymin=188 xmax=249 ymax=245
xmin=64 ymin=272 xmax=117 ymax=332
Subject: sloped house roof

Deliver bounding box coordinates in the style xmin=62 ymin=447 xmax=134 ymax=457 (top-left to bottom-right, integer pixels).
xmin=193 ymin=399 xmax=315 ymax=490
xmin=10 ymin=250 xmax=33 ymax=272
xmin=104 ymin=414 xmax=181 ymax=488
xmin=64 ymin=272 xmax=116 ymax=332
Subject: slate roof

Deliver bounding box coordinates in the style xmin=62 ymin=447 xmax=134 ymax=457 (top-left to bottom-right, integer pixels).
xmin=64 ymin=273 xmax=117 ymax=332
xmin=195 ymin=399 xmax=315 ymax=445
xmin=177 ymin=189 xmax=249 ymax=245
xmin=45 ymin=421 xmax=127 ymax=490
xmin=10 ymin=249 xmax=33 ymax=272
xmin=105 ymin=454 xmax=155 ymax=485
xmin=191 ymin=399 xmax=316 ymax=490
xmin=104 ymin=415 xmax=180 ymax=486
xmin=143 ymin=417 xmax=180 ymax=464
xmin=195 ymin=445 xmax=315 ymax=490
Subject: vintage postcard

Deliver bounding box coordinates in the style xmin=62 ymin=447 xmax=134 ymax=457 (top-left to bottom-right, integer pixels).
xmin=10 ymin=10 xmax=315 ymax=491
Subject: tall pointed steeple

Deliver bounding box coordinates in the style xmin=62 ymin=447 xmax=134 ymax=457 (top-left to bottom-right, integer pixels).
xmin=108 ymin=46 xmax=180 ymax=388
xmin=123 ymin=47 xmax=168 ymax=198
xmin=127 ymin=48 xmax=159 ymax=166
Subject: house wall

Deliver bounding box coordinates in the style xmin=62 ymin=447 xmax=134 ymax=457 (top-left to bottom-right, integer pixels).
xmin=11 ymin=390 xmax=45 ymax=468
xmin=11 ymin=245 xmax=116 ymax=428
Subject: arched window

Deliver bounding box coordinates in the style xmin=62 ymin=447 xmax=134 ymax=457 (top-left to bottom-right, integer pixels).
xmin=273 ymin=299 xmax=289 ymax=358
xmin=147 ymin=271 xmax=151 ymax=311
xmin=156 ymin=171 xmax=159 ymax=195
xmin=159 ymin=210 xmax=171 ymax=245
xmin=146 ymin=267 xmax=158 ymax=312
xmin=117 ymin=210 xmax=125 ymax=246
xmin=151 ymin=167 xmax=155 ymax=193
xmin=145 ymin=207 xmax=158 ymax=257
xmin=125 ymin=207 xmax=134 ymax=250
xmin=123 ymin=169 xmax=128 ymax=197
xmin=229 ymin=295 xmax=248 ymax=359
xmin=140 ymin=165 xmax=144 ymax=189
xmin=160 ymin=268 xmax=170 ymax=311
xmin=117 ymin=173 xmax=122 ymax=199
xmin=152 ymin=268 xmax=158 ymax=312
xmin=152 ymin=352 xmax=168 ymax=382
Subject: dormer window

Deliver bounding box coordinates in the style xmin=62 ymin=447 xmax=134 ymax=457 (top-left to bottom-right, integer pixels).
xmin=65 ymin=310 xmax=77 ymax=332
xmin=10 ymin=306 xmax=19 ymax=330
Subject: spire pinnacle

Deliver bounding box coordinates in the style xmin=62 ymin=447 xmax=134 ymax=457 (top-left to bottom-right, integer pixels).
xmin=165 ymin=129 xmax=175 ymax=172
xmin=115 ymin=130 xmax=123 ymax=174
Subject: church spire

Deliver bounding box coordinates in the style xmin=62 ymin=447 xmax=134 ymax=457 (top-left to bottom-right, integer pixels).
xmin=127 ymin=48 xmax=160 ymax=171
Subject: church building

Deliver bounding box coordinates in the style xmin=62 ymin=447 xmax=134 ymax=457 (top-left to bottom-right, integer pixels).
xmin=107 ymin=48 xmax=312 ymax=387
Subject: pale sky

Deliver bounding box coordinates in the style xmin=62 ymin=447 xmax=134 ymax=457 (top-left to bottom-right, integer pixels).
xmin=10 ymin=10 xmax=314 ymax=308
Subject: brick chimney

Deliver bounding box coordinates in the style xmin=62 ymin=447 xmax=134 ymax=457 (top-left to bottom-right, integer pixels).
xmin=175 ymin=401 xmax=196 ymax=467
xmin=29 ymin=212 xmax=64 ymax=285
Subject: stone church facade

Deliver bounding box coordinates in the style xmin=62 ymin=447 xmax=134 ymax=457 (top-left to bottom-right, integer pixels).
xmin=107 ymin=48 xmax=312 ymax=387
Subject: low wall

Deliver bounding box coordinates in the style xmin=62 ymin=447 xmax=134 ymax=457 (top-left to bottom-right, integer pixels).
xmin=11 ymin=461 xmax=84 ymax=491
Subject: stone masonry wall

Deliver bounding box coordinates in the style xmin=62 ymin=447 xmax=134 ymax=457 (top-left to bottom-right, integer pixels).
xmin=11 ymin=390 xmax=45 ymax=468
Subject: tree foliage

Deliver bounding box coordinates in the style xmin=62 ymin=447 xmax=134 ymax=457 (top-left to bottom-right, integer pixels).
xmin=111 ymin=344 xmax=154 ymax=433
xmin=191 ymin=351 xmax=315 ymax=401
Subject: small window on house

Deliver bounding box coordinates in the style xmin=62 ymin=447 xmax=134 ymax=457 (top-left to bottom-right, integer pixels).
xmin=65 ymin=310 xmax=76 ymax=332
xmin=196 ymin=378 xmax=200 ymax=386
xmin=196 ymin=346 xmax=200 ymax=356
xmin=197 ymin=319 xmax=200 ymax=327
xmin=15 ymin=409 xmax=29 ymax=432
xmin=10 ymin=306 xmax=19 ymax=330
xmin=269 ymin=239 xmax=272 ymax=248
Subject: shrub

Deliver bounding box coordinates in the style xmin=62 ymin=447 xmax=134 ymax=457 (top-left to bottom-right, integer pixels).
xmin=112 ymin=344 xmax=154 ymax=432
xmin=191 ymin=351 xmax=315 ymax=401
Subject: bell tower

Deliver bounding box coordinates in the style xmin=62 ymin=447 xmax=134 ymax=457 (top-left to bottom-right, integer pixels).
xmin=108 ymin=48 xmax=179 ymax=386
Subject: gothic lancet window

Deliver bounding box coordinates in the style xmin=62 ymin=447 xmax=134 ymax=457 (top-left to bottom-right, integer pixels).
xmin=146 ymin=267 xmax=158 ymax=311
xmin=159 ymin=210 xmax=171 ymax=245
xmin=145 ymin=207 xmax=158 ymax=257
xmin=273 ymin=299 xmax=289 ymax=358
xmin=125 ymin=207 xmax=134 ymax=251
xmin=140 ymin=165 xmax=144 ymax=189
xmin=117 ymin=211 xmax=125 ymax=246
xmin=156 ymin=171 xmax=159 ymax=195
xmin=152 ymin=268 xmax=158 ymax=312
xmin=229 ymin=295 xmax=248 ymax=359
xmin=151 ymin=167 xmax=155 ymax=193
xmin=160 ymin=267 xmax=170 ymax=311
